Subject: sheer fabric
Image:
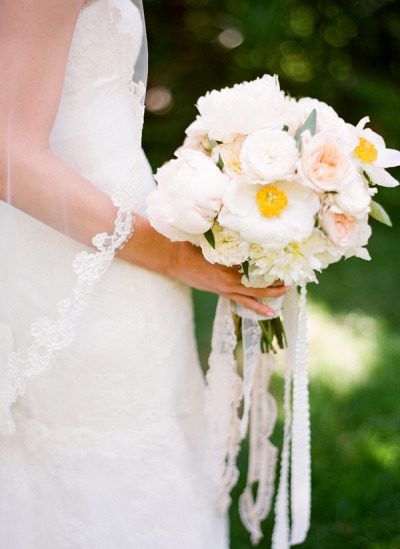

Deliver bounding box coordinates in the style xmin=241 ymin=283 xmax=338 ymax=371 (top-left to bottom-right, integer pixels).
xmin=0 ymin=0 xmax=147 ymax=434
xmin=0 ymin=1 xmax=228 ymax=547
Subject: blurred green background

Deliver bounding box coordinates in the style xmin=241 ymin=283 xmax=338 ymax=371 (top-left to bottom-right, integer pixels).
xmin=142 ymin=0 xmax=400 ymax=547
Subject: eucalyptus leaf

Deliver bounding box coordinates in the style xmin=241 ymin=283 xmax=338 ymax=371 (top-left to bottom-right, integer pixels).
xmin=207 ymin=135 xmax=218 ymax=150
xmin=217 ymin=154 xmax=224 ymax=171
xmin=369 ymin=200 xmax=392 ymax=227
xmin=294 ymin=108 xmax=317 ymax=152
xmin=204 ymin=228 xmax=216 ymax=248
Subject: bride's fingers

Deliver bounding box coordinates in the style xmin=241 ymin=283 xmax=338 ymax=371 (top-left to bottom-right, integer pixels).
xmin=270 ymin=280 xmax=285 ymax=287
xmin=235 ymin=284 xmax=291 ymax=299
xmin=223 ymin=293 xmax=276 ymax=317
xmin=214 ymin=267 xmax=288 ymax=293
xmin=205 ymin=267 xmax=290 ymax=300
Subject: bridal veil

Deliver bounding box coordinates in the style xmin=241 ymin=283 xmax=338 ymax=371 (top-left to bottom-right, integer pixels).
xmin=0 ymin=0 xmax=147 ymax=435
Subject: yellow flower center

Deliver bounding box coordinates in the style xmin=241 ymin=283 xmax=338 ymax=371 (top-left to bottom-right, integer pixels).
xmin=256 ymin=185 xmax=288 ymax=218
xmin=228 ymin=159 xmax=242 ymax=175
xmin=354 ymin=137 xmax=378 ymax=164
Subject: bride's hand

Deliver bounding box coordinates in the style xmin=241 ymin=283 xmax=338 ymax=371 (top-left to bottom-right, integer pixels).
xmin=120 ymin=215 xmax=289 ymax=317
xmin=172 ymin=241 xmax=289 ymax=317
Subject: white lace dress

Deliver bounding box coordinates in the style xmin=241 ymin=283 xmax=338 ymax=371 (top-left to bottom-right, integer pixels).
xmin=0 ymin=1 xmax=228 ymax=547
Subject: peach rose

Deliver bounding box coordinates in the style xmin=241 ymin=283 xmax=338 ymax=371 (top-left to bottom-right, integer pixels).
xmin=320 ymin=206 xmax=371 ymax=252
xmin=298 ymin=129 xmax=356 ymax=193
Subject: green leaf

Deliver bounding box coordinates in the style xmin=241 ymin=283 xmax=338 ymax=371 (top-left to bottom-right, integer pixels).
xmin=204 ymin=228 xmax=215 ymax=248
xmin=369 ymin=200 xmax=392 ymax=227
xmin=363 ymin=170 xmax=373 ymax=185
xmin=294 ymin=108 xmax=317 ymax=152
xmin=282 ymin=125 xmax=289 ymax=132
xmin=207 ymin=135 xmax=218 ymax=150
xmin=217 ymin=153 xmax=224 ymax=171
xmin=242 ymin=260 xmax=249 ymax=280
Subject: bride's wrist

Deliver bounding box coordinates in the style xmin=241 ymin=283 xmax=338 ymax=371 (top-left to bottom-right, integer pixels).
xmin=165 ymin=240 xmax=195 ymax=281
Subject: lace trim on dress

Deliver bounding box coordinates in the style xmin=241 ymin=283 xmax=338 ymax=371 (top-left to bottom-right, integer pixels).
xmin=0 ymin=0 xmax=146 ymax=436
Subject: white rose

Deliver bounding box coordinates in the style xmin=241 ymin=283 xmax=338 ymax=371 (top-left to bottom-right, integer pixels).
xmin=239 ymin=129 xmax=298 ymax=182
xmin=218 ymin=178 xmax=320 ymax=251
xmin=187 ymin=75 xmax=303 ymax=142
xmin=324 ymin=174 xmax=371 ymax=219
xmin=147 ymin=150 xmax=229 ymax=241
xmin=297 ymin=129 xmax=357 ymax=193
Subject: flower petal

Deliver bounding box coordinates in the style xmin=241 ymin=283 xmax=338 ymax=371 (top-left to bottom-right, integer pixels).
xmin=375 ymin=147 xmax=400 ymax=168
xmin=355 ymin=116 xmax=370 ymax=132
xmin=364 ymin=165 xmax=399 ymax=187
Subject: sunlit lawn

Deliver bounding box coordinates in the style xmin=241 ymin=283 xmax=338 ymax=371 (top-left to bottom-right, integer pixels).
xmin=193 ymin=221 xmax=400 ymax=549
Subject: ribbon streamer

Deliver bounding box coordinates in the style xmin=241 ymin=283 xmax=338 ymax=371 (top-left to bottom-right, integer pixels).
xmin=205 ymin=286 xmax=311 ymax=547
xmin=239 ymin=351 xmax=278 ymax=544
xmin=204 ymin=296 xmax=243 ymax=511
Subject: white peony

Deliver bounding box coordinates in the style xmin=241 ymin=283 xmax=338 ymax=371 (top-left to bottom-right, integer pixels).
xmin=298 ymin=97 xmax=351 ymax=136
xmin=199 ymin=222 xmax=250 ymax=266
xmin=218 ymin=178 xmax=320 ymax=251
xmin=297 ymin=129 xmax=357 ymax=193
xmin=352 ymin=117 xmax=400 ymax=187
xmin=186 ymin=75 xmax=303 ymax=142
xmin=244 ymin=229 xmax=329 ymax=287
xmin=239 ymin=129 xmax=298 ymax=182
xmin=175 ymin=133 xmax=213 ymax=157
xmin=147 ymin=150 xmax=229 ymax=241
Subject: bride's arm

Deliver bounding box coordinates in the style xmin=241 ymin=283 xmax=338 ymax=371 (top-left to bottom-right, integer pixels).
xmin=0 ymin=0 xmax=118 ymax=246
xmin=119 ymin=217 xmax=288 ymax=316
xmin=0 ymin=0 xmax=288 ymax=316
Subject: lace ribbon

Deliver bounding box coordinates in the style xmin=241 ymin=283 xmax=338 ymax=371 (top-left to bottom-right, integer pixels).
xmin=205 ymin=285 xmax=311 ymax=547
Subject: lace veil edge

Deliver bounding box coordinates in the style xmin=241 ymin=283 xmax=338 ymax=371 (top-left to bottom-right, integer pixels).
xmin=0 ymin=0 xmax=148 ymax=435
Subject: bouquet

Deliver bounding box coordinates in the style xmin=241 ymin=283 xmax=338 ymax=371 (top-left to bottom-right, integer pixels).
xmin=147 ymin=75 xmax=400 ymax=548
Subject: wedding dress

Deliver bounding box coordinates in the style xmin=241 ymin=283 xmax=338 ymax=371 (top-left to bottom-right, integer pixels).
xmin=0 ymin=0 xmax=228 ymax=547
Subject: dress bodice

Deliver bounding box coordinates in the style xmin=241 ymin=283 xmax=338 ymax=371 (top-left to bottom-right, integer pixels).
xmin=50 ymin=0 xmax=148 ymax=200
xmin=64 ymin=0 xmax=143 ymax=94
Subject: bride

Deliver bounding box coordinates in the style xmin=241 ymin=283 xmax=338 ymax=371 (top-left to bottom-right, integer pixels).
xmin=0 ymin=0 xmax=288 ymax=546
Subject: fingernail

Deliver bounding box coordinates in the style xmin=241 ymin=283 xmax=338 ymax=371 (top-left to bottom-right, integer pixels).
xmin=266 ymin=309 xmax=275 ymax=317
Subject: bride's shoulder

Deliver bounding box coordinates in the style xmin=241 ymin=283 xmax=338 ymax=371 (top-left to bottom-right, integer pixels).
xmin=0 ymin=0 xmax=86 ymax=21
